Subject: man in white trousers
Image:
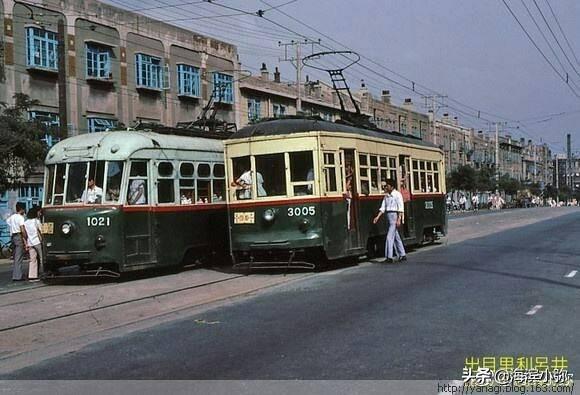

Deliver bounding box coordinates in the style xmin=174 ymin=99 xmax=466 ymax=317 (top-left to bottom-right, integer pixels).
xmin=373 ymin=179 xmax=407 ymax=263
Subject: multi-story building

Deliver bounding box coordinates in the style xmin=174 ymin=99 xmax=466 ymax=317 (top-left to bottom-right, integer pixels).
xmin=522 ymin=139 xmax=552 ymax=187
xmin=554 ymin=154 xmax=580 ymax=192
xmin=0 ymin=0 xmax=238 ymax=239
xmin=239 ymin=64 xmax=429 ymax=138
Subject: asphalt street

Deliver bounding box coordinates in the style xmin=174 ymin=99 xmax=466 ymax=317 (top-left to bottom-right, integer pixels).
xmin=5 ymin=210 xmax=580 ymax=380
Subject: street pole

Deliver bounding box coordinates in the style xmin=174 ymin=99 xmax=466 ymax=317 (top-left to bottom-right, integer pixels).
xmin=296 ymin=42 xmax=301 ymax=113
xmin=57 ymin=18 xmax=68 ymax=138
xmin=556 ymin=155 xmax=559 ymax=202
xmin=495 ymin=122 xmax=499 ymax=186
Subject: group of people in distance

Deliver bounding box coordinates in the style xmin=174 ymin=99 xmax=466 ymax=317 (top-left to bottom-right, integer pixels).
xmin=6 ymin=203 xmax=43 ymax=282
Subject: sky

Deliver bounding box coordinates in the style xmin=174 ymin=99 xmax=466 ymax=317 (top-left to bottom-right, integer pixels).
xmin=105 ymin=0 xmax=580 ymax=154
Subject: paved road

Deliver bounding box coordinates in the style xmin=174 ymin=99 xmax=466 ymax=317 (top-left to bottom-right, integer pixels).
xmin=5 ymin=209 xmax=579 ymax=380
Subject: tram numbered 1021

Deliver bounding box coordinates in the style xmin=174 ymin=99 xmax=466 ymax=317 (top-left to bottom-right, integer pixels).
xmin=224 ymin=118 xmax=447 ymax=270
xmin=42 ymin=129 xmax=229 ymax=278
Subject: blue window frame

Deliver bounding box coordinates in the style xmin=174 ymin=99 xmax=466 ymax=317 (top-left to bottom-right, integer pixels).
xmin=86 ymin=44 xmax=112 ymax=79
xmin=273 ymin=104 xmax=286 ymax=118
xmin=135 ymin=53 xmax=162 ymax=89
xmin=88 ymin=118 xmax=118 ymax=133
xmin=29 ymin=111 xmax=60 ymax=147
xmin=248 ymin=98 xmax=261 ymax=122
xmin=26 ymin=27 xmax=58 ymax=70
xmin=177 ymin=64 xmax=200 ymax=97
xmin=212 ymin=73 xmax=233 ymax=104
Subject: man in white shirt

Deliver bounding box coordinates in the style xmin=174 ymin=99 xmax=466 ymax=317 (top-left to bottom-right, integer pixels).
xmin=81 ymin=178 xmax=103 ymax=204
xmin=6 ymin=203 xmax=27 ymax=281
xmin=373 ymin=179 xmax=407 ymax=263
xmin=24 ymin=207 xmax=43 ymax=282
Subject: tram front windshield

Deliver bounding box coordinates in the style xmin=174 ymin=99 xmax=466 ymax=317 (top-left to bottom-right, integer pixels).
xmin=45 ymin=161 xmax=125 ymax=205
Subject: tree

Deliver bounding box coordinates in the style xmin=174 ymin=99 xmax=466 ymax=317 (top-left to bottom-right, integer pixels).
xmin=0 ymin=94 xmax=50 ymax=192
xmin=448 ymin=165 xmax=476 ymax=191
xmin=498 ymin=174 xmax=521 ymax=196
xmin=475 ymin=167 xmax=495 ymax=192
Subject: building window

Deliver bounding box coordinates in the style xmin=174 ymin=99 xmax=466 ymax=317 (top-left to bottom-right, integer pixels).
xmin=177 ymin=64 xmax=200 ymax=97
xmin=212 ymin=73 xmax=233 ymax=104
xmin=248 ymin=98 xmax=261 ymax=122
xmin=135 ymin=53 xmax=162 ymax=89
xmin=29 ymin=111 xmax=60 ymax=147
xmin=88 ymin=118 xmax=118 ymax=133
xmin=273 ymin=104 xmax=286 ymax=118
xmin=26 ymin=27 xmax=58 ymax=70
xmin=86 ymin=44 xmax=112 ymax=79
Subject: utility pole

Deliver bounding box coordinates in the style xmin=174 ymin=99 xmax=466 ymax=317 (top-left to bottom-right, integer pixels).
xmin=495 ymin=122 xmax=500 ymax=185
xmin=57 ymin=18 xmax=68 ymax=138
xmin=423 ymin=95 xmax=447 ymax=145
xmin=279 ymin=39 xmax=320 ymax=113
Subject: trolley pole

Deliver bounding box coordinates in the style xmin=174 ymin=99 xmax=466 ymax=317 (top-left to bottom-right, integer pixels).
xmin=422 ymin=95 xmax=446 ymax=145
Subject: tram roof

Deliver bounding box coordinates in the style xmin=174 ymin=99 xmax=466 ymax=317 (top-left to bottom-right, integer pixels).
xmin=230 ymin=118 xmax=439 ymax=149
xmin=45 ymin=130 xmax=224 ymax=164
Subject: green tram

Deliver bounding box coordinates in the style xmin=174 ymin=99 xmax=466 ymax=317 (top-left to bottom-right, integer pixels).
xmin=224 ymin=118 xmax=447 ymax=269
xmin=42 ymin=129 xmax=228 ymax=278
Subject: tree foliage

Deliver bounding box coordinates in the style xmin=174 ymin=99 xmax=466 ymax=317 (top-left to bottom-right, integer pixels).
xmin=498 ymin=174 xmax=521 ymax=196
xmin=448 ymin=165 xmax=476 ymax=191
xmin=0 ymin=94 xmax=50 ymax=192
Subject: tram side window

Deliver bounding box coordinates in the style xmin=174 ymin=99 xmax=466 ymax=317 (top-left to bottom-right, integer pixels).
xmin=44 ymin=165 xmax=55 ymax=205
xmin=289 ymin=151 xmax=314 ymax=196
xmin=256 ymin=154 xmax=285 ymax=197
xmin=323 ymin=152 xmax=338 ymax=193
xmin=231 ymin=156 xmax=252 ymax=200
xmin=179 ymin=162 xmax=195 ymax=205
xmin=157 ymin=161 xmax=175 ymax=204
xmin=411 ymin=160 xmax=439 ymax=193
xmin=127 ymin=161 xmax=148 ymax=205
xmin=53 ymin=164 xmax=66 ymax=205
xmin=358 ymin=154 xmax=370 ymax=195
xmin=212 ymin=164 xmax=225 ymax=202
xmin=197 ymin=163 xmax=211 ymax=203
xmin=369 ymin=155 xmax=379 ymax=194
xmin=105 ymin=161 xmax=124 ymax=203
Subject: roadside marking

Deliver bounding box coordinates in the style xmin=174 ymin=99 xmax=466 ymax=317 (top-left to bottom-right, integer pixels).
xmin=565 ymin=270 xmax=577 ymax=278
xmin=526 ymin=305 xmax=543 ymax=316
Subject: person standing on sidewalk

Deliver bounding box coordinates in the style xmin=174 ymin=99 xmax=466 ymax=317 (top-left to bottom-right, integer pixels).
xmin=372 ymin=179 xmax=407 ymax=263
xmin=6 ymin=203 xmax=27 ymax=281
xmin=23 ymin=207 xmax=42 ymax=282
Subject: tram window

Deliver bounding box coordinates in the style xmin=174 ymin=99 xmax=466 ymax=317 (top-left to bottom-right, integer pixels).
xmin=197 ymin=180 xmax=210 ymax=203
xmin=213 ymin=164 xmax=225 ymax=178
xmin=232 ymin=156 xmax=252 ymax=200
xmin=158 ymin=179 xmax=175 ymax=204
xmin=433 ymin=172 xmax=440 ymax=192
xmin=413 ymin=171 xmax=420 ymax=193
xmin=370 ymin=155 xmax=378 ymax=167
xmin=158 ymin=162 xmax=174 ymax=177
xmin=179 ymin=179 xmax=195 ymax=205
xmin=255 ymin=153 xmax=285 ymax=197
xmin=380 ymin=169 xmax=388 ymax=183
xmin=197 ymin=163 xmax=210 ymax=178
xmin=426 ymin=162 xmax=432 ymax=171
xmin=212 ymin=179 xmax=225 ymax=202
xmin=45 ymin=165 xmax=55 ymax=205
xmin=360 ymin=180 xmax=370 ymax=195
xmin=433 ymin=162 xmax=439 ymax=171
xmin=370 ymin=169 xmax=379 ymax=194
xmin=180 ymin=162 xmax=194 ymax=178
xmin=105 ymin=161 xmax=124 ymax=203
xmin=380 ymin=156 xmax=387 ymax=167
xmin=323 ymin=152 xmax=337 ymax=193
xmin=359 ymin=154 xmax=368 ymax=166
xmin=127 ymin=161 xmax=148 ymax=205
xmin=290 ymin=151 xmax=314 ymax=196
xmin=82 ymin=161 xmax=105 ymax=204
xmin=419 ymin=172 xmax=426 ymax=192
xmin=130 ymin=161 xmax=148 ymax=177
xmin=360 ymin=168 xmax=368 ymax=177
xmin=389 ymin=158 xmax=396 ymax=168
xmin=419 ymin=161 xmax=425 ymax=171
xmin=66 ymin=162 xmax=88 ymax=203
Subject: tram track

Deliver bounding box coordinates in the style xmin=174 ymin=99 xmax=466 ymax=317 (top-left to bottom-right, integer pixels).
xmin=0 ymin=274 xmax=246 ymax=333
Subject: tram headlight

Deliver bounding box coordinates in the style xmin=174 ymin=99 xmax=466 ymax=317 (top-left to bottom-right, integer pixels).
xmin=263 ymin=208 xmax=276 ymax=223
xmin=299 ymin=218 xmax=310 ymax=233
xmin=61 ymin=222 xmax=73 ymax=236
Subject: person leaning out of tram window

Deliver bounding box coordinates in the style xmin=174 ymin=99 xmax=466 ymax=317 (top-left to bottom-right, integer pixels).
xmin=23 ymin=207 xmax=43 ymax=282
xmin=372 ymin=179 xmax=407 ymax=263
xmin=6 ymin=203 xmax=27 ymax=281
xmin=81 ymin=178 xmax=103 ymax=204
xmin=128 ymin=179 xmax=147 ymax=205
xmin=231 ymin=167 xmax=266 ymax=199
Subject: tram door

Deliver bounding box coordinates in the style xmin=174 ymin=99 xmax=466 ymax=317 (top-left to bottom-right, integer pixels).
xmin=341 ymin=149 xmax=363 ymax=252
xmin=398 ymin=155 xmax=415 ymax=240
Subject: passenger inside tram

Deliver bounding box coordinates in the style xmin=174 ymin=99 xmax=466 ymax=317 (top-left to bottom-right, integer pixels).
xmin=231 ymin=157 xmax=267 ymax=199
xmin=128 ymin=179 xmax=147 ymax=205
xmin=81 ymin=178 xmax=103 ymax=204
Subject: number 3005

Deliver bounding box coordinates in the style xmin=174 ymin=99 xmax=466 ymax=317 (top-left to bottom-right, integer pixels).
xmin=287 ymin=206 xmax=316 ymax=217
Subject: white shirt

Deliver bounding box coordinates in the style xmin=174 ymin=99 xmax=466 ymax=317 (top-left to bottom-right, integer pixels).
xmin=24 ymin=218 xmax=41 ymax=246
xmin=128 ymin=180 xmax=147 ymax=205
xmin=81 ymin=186 xmax=103 ymax=204
xmin=6 ymin=213 xmax=25 ymax=234
xmin=237 ymin=171 xmax=267 ymax=199
xmin=379 ymin=189 xmax=405 ymax=214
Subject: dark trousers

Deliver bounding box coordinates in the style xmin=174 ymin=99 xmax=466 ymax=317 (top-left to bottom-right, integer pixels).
xmin=11 ymin=234 xmax=25 ymax=280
